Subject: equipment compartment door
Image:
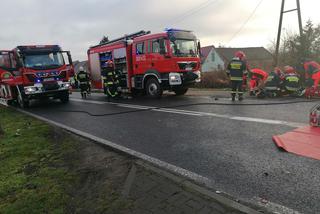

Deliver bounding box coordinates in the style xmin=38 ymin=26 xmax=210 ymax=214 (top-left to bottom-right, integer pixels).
xmin=133 ymin=41 xmax=149 ymax=74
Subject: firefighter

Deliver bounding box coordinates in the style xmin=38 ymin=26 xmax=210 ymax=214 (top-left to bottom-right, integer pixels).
xmin=226 ymin=51 xmax=248 ymax=101
xmin=103 ymin=60 xmax=120 ymax=101
xmin=283 ymin=66 xmax=301 ymax=93
xmin=263 ymin=67 xmax=284 ymax=97
xmin=304 ymin=61 xmax=320 ymax=88
xmin=265 ymin=67 xmax=284 ymax=89
xmin=77 ymin=66 xmax=90 ymax=98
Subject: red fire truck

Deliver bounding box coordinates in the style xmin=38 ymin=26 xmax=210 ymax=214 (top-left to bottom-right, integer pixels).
xmin=0 ymin=45 xmax=74 ymax=108
xmin=87 ymin=29 xmax=201 ymax=98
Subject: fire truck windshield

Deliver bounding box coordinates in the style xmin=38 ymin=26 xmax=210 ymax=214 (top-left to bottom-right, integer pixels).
xmin=23 ymin=52 xmax=65 ymax=69
xmin=170 ymin=39 xmax=197 ymax=57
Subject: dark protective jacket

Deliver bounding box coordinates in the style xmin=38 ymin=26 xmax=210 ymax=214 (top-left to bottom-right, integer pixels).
xmin=77 ymin=71 xmax=89 ymax=83
xmin=105 ymin=70 xmax=119 ymax=86
xmin=265 ymin=71 xmax=282 ymax=89
xmin=284 ymin=73 xmax=300 ymax=91
xmin=226 ymin=58 xmax=247 ymax=81
xmin=103 ymin=67 xmax=120 ymax=97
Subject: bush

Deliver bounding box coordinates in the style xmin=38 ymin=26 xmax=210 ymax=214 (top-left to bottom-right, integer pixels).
xmin=195 ymin=70 xmax=230 ymax=88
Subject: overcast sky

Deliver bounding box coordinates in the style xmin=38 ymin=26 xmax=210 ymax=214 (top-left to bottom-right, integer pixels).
xmin=0 ymin=0 xmax=319 ymax=61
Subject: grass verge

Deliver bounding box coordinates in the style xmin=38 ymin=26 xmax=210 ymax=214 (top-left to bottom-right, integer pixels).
xmin=0 ymin=106 xmax=132 ymax=214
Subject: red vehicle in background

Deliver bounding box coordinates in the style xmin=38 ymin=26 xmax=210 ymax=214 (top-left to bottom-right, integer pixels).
xmin=87 ymin=29 xmax=201 ymax=98
xmin=0 ymin=45 xmax=74 ymax=107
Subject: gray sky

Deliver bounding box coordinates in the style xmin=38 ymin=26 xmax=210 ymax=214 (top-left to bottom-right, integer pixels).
xmin=0 ymin=0 xmax=319 ymax=61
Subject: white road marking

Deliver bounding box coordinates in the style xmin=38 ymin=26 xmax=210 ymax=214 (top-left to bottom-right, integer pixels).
xmin=154 ymin=108 xmax=203 ymax=116
xmin=117 ymin=104 xmax=151 ymax=110
xmin=69 ymin=97 xmax=306 ymax=128
xmin=70 ymin=98 xmax=107 ymax=105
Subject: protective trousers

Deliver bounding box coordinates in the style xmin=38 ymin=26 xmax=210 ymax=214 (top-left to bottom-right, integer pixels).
xmin=106 ymin=82 xmax=118 ymax=98
xmin=231 ymin=80 xmax=243 ymax=98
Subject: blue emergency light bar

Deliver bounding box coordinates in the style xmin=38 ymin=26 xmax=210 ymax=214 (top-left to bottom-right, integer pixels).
xmin=165 ymin=28 xmax=192 ymax=33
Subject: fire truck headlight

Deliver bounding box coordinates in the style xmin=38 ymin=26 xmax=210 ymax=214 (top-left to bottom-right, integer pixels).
xmin=170 ymin=75 xmax=177 ymax=81
xmin=25 ymin=87 xmax=37 ymax=94
xmin=169 ymin=73 xmax=182 ymax=85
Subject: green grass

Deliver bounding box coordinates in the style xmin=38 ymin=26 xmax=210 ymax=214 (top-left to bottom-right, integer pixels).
xmin=0 ymin=107 xmax=78 ymax=214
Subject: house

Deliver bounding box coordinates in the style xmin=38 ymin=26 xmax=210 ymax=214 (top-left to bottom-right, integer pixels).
xmin=73 ymin=60 xmax=88 ymax=74
xmin=201 ymin=46 xmax=274 ymax=72
xmin=200 ymin=45 xmax=225 ymax=72
xmin=215 ymin=47 xmax=274 ymax=72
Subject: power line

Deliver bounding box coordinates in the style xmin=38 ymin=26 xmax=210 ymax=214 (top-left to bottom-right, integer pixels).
xmin=227 ymin=0 xmax=264 ymax=44
xmin=167 ymin=0 xmax=220 ymax=26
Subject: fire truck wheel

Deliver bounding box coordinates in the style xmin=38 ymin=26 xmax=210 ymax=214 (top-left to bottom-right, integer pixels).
xmin=173 ymin=88 xmax=189 ymax=96
xmin=146 ymin=78 xmax=163 ymax=98
xmin=60 ymin=92 xmax=70 ymax=103
xmin=17 ymin=95 xmax=29 ymax=108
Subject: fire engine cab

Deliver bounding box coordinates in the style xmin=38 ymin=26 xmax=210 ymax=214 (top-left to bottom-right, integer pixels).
xmin=87 ymin=29 xmax=201 ymax=98
xmin=0 ymin=45 xmax=74 ymax=107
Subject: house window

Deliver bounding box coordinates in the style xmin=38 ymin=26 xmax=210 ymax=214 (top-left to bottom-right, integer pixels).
xmin=136 ymin=42 xmax=145 ymax=55
xmin=211 ymin=52 xmax=215 ymax=61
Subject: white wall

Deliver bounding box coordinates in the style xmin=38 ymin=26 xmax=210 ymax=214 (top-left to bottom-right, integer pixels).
xmin=201 ymin=49 xmax=225 ymax=72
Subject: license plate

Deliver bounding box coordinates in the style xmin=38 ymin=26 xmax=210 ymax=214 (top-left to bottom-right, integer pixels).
xmin=43 ymin=77 xmax=55 ymax=82
xmin=185 ymin=67 xmax=193 ymax=71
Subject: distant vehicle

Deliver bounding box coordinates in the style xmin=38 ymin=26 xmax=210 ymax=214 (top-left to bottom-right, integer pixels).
xmin=87 ymin=29 xmax=201 ymax=98
xmin=0 ymin=45 xmax=74 ymax=107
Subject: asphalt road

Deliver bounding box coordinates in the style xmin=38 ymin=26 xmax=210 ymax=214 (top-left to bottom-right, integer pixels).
xmin=25 ymin=91 xmax=320 ymax=213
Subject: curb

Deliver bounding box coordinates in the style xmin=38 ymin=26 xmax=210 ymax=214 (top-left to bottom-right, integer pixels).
xmin=135 ymin=160 xmax=263 ymax=214
xmin=15 ymin=107 xmax=267 ymax=213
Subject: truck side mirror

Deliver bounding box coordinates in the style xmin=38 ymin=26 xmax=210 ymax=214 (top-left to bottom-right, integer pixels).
xmin=67 ymin=51 xmax=73 ymax=65
xmin=62 ymin=51 xmax=73 ymax=66
xmin=197 ymin=41 xmax=202 ymax=57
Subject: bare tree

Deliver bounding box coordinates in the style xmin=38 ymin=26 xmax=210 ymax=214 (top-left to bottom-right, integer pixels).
xmin=269 ymin=20 xmax=320 ymax=68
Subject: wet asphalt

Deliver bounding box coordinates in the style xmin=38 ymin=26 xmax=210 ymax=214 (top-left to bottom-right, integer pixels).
xmin=24 ymin=92 xmax=320 ymax=214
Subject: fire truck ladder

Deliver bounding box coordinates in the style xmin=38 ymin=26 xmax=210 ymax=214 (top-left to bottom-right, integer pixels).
xmin=91 ymin=30 xmax=151 ymax=48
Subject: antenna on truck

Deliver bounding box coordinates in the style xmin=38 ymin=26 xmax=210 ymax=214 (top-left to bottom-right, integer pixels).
xmin=91 ymin=30 xmax=151 ymax=48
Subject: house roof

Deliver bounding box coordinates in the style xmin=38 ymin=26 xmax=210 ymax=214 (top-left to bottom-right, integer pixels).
xmin=215 ymin=47 xmax=273 ymax=62
xmin=200 ymin=45 xmax=214 ymax=63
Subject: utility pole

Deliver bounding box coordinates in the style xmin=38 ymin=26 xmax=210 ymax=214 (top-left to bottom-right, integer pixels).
xmin=274 ymin=0 xmax=303 ymax=66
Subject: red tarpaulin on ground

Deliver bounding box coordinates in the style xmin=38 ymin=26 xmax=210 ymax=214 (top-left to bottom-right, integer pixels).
xmin=273 ymin=126 xmax=320 ymax=160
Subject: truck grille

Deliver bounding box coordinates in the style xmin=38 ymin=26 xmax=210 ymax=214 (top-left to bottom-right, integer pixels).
xmin=178 ymin=62 xmax=197 ymax=70
xmin=43 ymin=82 xmax=59 ymax=91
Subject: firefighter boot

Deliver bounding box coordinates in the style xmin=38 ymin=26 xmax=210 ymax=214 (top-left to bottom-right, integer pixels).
xmin=238 ymin=94 xmax=243 ymax=101
xmin=231 ymin=94 xmax=236 ymax=101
